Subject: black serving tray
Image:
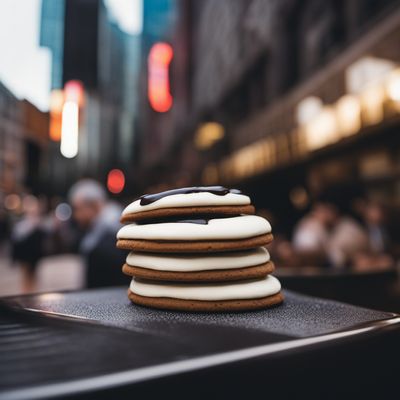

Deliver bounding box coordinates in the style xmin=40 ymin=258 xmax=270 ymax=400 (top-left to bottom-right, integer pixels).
xmin=1 ymin=287 xmax=399 ymax=399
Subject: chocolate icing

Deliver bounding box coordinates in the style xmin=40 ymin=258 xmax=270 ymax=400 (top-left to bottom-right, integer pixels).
xmin=139 ymin=186 xmax=242 ymax=206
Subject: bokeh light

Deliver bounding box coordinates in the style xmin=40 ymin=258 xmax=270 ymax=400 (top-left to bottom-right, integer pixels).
xmin=4 ymin=194 xmax=21 ymax=211
xmin=107 ymin=169 xmax=125 ymax=194
xmin=55 ymin=202 xmax=72 ymax=221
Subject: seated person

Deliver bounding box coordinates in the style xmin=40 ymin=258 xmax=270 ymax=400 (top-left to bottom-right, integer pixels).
xmin=291 ymin=194 xmax=369 ymax=268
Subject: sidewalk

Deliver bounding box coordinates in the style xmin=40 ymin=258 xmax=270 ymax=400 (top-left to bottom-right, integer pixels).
xmin=0 ymin=247 xmax=85 ymax=297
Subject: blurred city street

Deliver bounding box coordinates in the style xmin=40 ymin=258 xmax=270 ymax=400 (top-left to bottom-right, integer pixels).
xmin=0 ymin=0 xmax=400 ymax=302
xmin=1 ymin=1 xmax=400 ymax=397
xmin=0 ymin=247 xmax=84 ymax=297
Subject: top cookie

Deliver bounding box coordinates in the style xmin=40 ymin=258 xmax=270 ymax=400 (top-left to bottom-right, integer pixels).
xmin=120 ymin=186 xmax=254 ymax=223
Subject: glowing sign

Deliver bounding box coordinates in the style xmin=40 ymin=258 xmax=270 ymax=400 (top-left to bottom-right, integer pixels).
xmin=336 ymin=94 xmax=361 ymax=137
xmin=387 ymin=69 xmax=400 ymax=101
xmin=346 ymin=56 xmax=396 ymax=94
xmin=60 ymin=80 xmax=84 ymax=158
xmin=194 ymin=122 xmax=225 ymax=150
xmin=60 ymin=101 xmax=79 ymax=158
xmin=107 ymin=169 xmax=125 ymax=194
xmin=148 ymin=42 xmax=173 ymax=112
xmin=64 ymin=80 xmax=84 ymax=105
xmin=49 ymin=90 xmax=64 ymax=141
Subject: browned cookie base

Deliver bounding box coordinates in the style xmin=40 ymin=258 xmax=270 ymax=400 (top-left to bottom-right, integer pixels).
xmin=120 ymin=205 xmax=255 ymax=223
xmin=128 ymin=290 xmax=284 ymax=312
xmin=122 ymin=261 xmax=275 ymax=282
xmin=117 ymin=233 xmax=273 ymax=253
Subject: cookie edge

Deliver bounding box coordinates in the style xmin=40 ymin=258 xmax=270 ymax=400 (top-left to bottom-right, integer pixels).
xmin=117 ymin=233 xmax=273 ymax=253
xmin=127 ymin=290 xmax=284 ymax=312
xmin=120 ymin=205 xmax=255 ymax=223
xmin=122 ymin=261 xmax=275 ymax=282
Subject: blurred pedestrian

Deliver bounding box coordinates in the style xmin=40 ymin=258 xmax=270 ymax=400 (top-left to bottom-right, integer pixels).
xmin=0 ymin=208 xmax=11 ymax=249
xmin=11 ymin=195 xmax=45 ymax=292
xmin=68 ymin=179 xmax=129 ymax=288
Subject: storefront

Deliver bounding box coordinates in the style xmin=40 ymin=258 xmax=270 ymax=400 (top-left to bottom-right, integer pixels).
xmin=199 ymin=8 xmax=400 ymax=235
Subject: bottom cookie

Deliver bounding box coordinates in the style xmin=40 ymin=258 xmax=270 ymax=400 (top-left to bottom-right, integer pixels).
xmin=128 ymin=290 xmax=284 ymax=312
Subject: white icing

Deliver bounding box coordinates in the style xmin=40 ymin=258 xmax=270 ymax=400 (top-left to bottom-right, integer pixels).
xmin=122 ymin=192 xmax=250 ymax=215
xmin=130 ymin=275 xmax=281 ymax=301
xmin=126 ymin=247 xmax=270 ymax=271
xmin=117 ymin=215 xmax=271 ymax=241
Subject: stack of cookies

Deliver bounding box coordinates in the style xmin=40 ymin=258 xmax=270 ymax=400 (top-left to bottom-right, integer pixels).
xmin=116 ymin=186 xmax=283 ymax=312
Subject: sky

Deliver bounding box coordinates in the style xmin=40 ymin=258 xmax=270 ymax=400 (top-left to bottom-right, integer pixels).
xmin=106 ymin=0 xmax=143 ymax=35
xmin=0 ymin=0 xmax=142 ymax=112
xmin=0 ymin=0 xmax=51 ymax=111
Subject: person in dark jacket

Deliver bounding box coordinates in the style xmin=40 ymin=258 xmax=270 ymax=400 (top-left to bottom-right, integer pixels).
xmin=11 ymin=195 xmax=46 ymax=292
xmin=68 ymin=179 xmax=129 ymax=288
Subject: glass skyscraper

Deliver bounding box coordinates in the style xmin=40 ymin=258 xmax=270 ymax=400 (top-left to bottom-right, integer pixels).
xmin=39 ymin=0 xmax=66 ymax=89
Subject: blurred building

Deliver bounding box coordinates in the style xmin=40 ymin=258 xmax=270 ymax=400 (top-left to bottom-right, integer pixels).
xmin=0 ymin=83 xmax=24 ymax=197
xmin=21 ymin=100 xmax=50 ymax=193
xmin=40 ymin=0 xmax=66 ymax=89
xmin=0 ymin=82 xmax=49 ymax=201
xmin=63 ymin=0 xmax=99 ymax=89
xmin=135 ymin=0 xmax=191 ymax=187
xmin=141 ymin=0 xmax=177 ymax=55
xmin=39 ymin=0 xmax=141 ymax=196
xmin=96 ymin=3 xmax=140 ymax=172
xmin=136 ymin=0 xmax=400 ymax=233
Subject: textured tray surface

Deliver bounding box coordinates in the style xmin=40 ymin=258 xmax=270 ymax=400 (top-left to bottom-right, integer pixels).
xmin=6 ymin=287 xmax=394 ymax=338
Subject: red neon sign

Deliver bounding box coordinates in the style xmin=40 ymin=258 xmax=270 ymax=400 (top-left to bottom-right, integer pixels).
xmin=148 ymin=42 xmax=173 ymax=112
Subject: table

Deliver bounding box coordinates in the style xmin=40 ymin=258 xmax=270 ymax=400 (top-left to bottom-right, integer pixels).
xmin=1 ymin=287 xmax=399 ymax=399
xmin=276 ymin=265 xmax=400 ymax=312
